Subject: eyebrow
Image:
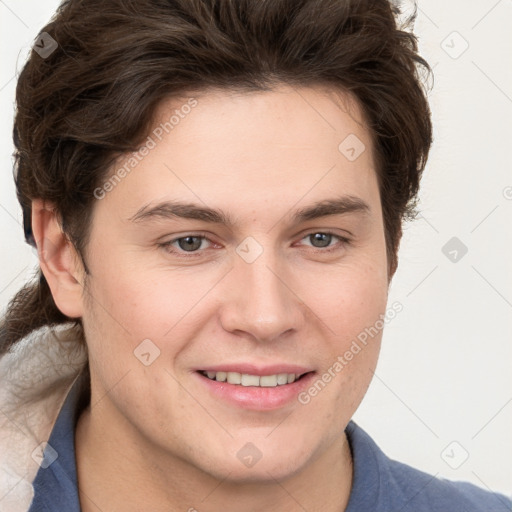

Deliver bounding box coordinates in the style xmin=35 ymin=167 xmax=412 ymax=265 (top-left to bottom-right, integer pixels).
xmin=128 ymin=195 xmax=370 ymax=227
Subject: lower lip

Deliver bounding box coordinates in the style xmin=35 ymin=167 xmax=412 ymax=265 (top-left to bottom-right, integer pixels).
xmin=194 ymin=371 xmax=316 ymax=411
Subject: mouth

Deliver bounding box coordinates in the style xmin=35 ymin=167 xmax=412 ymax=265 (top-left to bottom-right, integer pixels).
xmin=194 ymin=368 xmax=316 ymax=410
xmin=197 ymin=370 xmax=312 ymax=387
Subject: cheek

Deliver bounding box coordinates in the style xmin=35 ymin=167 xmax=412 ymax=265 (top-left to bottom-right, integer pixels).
xmin=81 ymin=262 xmax=222 ymax=388
xmin=80 ymin=264 xmax=167 ymax=375
xmin=298 ymin=257 xmax=388 ymax=403
xmin=307 ymin=257 xmax=389 ymax=339
xmin=85 ymin=261 xmax=189 ymax=336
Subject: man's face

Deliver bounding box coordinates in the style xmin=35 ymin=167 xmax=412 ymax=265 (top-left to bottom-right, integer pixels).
xmin=79 ymin=85 xmax=389 ymax=481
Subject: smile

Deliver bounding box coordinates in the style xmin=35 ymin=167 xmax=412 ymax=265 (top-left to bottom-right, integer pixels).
xmin=199 ymin=370 xmax=308 ymax=387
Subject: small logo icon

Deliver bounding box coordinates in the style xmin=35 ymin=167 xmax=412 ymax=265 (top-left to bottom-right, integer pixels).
xmin=236 ymin=236 xmax=264 ymax=264
xmin=134 ymin=339 xmax=161 ymax=366
xmin=33 ymin=32 xmax=58 ymax=59
xmin=441 ymin=31 xmax=469 ymax=59
xmin=442 ymin=237 xmax=468 ymax=263
xmin=338 ymin=134 xmax=366 ymax=162
xmin=441 ymin=441 xmax=469 ymax=469
xmin=236 ymin=442 xmax=263 ymax=468
xmin=31 ymin=442 xmax=58 ymax=469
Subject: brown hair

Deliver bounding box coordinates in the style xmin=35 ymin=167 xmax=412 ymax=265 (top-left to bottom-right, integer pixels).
xmin=1 ymin=0 xmax=432 ymax=355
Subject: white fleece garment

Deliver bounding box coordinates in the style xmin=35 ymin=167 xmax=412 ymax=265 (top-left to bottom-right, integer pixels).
xmin=0 ymin=324 xmax=87 ymax=512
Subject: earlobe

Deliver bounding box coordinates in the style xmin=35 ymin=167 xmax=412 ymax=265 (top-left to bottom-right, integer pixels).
xmin=31 ymin=199 xmax=85 ymax=318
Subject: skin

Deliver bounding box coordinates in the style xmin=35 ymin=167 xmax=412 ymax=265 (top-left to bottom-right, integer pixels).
xmin=32 ymin=84 xmax=391 ymax=512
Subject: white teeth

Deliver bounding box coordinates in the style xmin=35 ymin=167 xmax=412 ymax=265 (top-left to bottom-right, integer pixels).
xmin=241 ymin=374 xmax=260 ymax=386
xmin=215 ymin=371 xmax=227 ymax=382
xmin=277 ymin=374 xmax=288 ymax=385
xmin=202 ymin=371 xmax=304 ymax=387
xmin=227 ymin=372 xmax=242 ymax=384
xmin=260 ymin=375 xmax=278 ymax=387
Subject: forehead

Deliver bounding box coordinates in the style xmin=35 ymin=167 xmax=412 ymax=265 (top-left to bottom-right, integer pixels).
xmin=151 ymin=84 xmax=370 ymax=153
xmin=96 ymin=84 xmax=379 ymax=228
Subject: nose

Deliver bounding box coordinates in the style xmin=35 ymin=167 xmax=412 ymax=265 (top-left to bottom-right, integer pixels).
xmin=218 ymin=248 xmax=304 ymax=343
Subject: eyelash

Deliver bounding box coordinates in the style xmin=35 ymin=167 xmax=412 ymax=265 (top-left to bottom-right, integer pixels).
xmin=158 ymin=231 xmax=351 ymax=259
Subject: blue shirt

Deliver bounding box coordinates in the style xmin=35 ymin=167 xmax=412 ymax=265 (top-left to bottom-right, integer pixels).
xmin=29 ymin=371 xmax=512 ymax=511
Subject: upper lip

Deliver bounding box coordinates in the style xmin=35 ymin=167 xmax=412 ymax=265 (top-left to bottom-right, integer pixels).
xmin=196 ymin=364 xmax=314 ymax=376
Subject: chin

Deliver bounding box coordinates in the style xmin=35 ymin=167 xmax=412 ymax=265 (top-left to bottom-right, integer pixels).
xmin=188 ymin=442 xmax=310 ymax=484
xmin=217 ymin=456 xmax=306 ymax=483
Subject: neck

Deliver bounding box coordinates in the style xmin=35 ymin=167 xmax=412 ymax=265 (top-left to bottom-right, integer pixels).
xmin=75 ymin=402 xmax=353 ymax=512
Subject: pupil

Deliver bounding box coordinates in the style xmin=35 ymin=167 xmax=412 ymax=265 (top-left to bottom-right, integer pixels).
xmin=179 ymin=236 xmax=201 ymax=251
xmin=312 ymin=233 xmax=331 ymax=248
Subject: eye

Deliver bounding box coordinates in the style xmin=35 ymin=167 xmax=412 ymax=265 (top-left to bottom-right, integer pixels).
xmin=299 ymin=231 xmax=351 ymax=253
xmin=159 ymin=234 xmax=213 ymax=258
xmin=173 ymin=235 xmax=206 ymax=252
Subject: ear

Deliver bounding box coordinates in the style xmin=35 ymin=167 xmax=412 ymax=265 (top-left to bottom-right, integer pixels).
xmin=387 ymin=225 xmax=402 ymax=284
xmin=31 ymin=199 xmax=85 ymax=318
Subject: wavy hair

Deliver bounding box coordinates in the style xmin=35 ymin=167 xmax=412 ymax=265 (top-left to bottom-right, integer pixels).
xmin=1 ymin=0 xmax=432 ymax=355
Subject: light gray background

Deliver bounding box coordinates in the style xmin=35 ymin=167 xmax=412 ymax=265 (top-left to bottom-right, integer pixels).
xmin=1 ymin=0 xmax=511 ymax=496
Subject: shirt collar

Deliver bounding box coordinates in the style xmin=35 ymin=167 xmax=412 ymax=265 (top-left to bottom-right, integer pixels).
xmin=28 ymin=368 xmax=90 ymax=512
